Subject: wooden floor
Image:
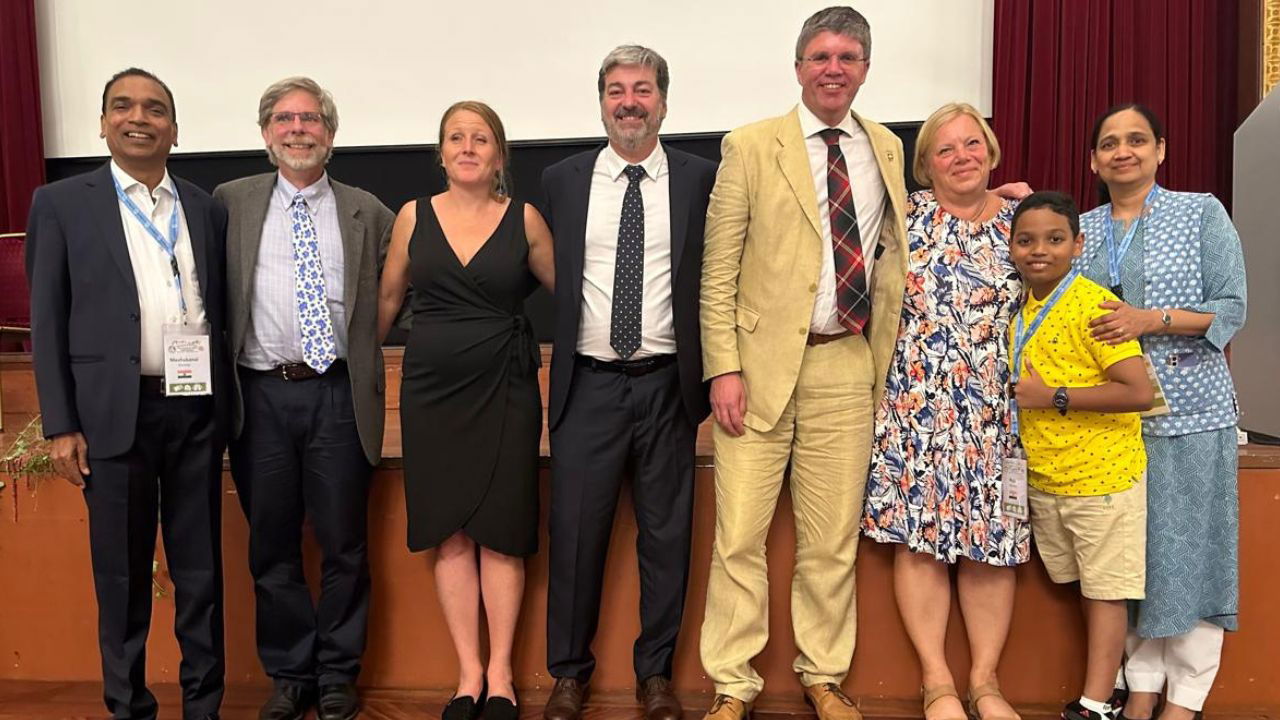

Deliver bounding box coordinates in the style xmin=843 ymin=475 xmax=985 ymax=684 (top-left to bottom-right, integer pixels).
xmin=0 ymin=681 xmax=1097 ymax=720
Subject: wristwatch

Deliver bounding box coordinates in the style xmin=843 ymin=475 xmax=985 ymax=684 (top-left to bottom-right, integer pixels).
xmin=1052 ymin=387 xmax=1069 ymax=416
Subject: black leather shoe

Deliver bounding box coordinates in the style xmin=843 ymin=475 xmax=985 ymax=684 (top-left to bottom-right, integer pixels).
xmin=317 ymin=683 xmax=361 ymax=720
xmin=485 ymin=694 xmax=520 ymax=720
xmin=443 ymin=687 xmax=488 ymax=720
xmin=259 ymin=683 xmax=315 ymax=720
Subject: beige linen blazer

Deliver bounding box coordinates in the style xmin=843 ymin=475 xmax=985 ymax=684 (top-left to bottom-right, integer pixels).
xmin=700 ymin=107 xmax=908 ymax=432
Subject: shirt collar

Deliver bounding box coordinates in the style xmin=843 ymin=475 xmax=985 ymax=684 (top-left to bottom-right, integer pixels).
xmin=1024 ymin=274 xmax=1075 ymax=309
xmin=797 ymin=102 xmax=858 ymax=141
xmin=110 ymin=160 xmax=176 ymax=201
xmin=601 ymin=140 xmax=667 ymax=182
xmin=275 ymin=171 xmax=332 ymax=209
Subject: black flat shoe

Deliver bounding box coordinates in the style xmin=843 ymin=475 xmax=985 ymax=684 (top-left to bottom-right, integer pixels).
xmin=483 ymin=694 xmax=519 ymax=720
xmin=444 ymin=688 xmax=488 ymax=720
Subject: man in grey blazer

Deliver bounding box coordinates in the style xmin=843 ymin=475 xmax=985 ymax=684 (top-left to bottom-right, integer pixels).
xmin=213 ymin=76 xmax=394 ymax=720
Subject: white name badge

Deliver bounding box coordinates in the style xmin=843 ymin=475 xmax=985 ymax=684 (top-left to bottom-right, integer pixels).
xmin=163 ymin=323 xmax=213 ymax=396
xmin=999 ymin=447 xmax=1030 ymax=521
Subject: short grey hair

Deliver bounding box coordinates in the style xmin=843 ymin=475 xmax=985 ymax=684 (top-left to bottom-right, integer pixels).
xmin=597 ymin=45 xmax=670 ymax=100
xmin=257 ymin=76 xmax=339 ymax=134
xmin=795 ymin=6 xmax=872 ymax=61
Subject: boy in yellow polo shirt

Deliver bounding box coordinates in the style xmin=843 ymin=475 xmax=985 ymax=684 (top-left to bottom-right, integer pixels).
xmin=1008 ymin=192 xmax=1155 ymax=720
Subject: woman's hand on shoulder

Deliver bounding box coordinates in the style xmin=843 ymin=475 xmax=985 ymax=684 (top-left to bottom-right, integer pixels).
xmin=992 ymin=182 xmax=1033 ymax=201
xmin=1089 ymin=301 xmax=1161 ymax=344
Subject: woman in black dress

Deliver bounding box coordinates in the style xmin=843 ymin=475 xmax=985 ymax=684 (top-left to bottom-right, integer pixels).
xmin=376 ymin=100 xmax=554 ymax=720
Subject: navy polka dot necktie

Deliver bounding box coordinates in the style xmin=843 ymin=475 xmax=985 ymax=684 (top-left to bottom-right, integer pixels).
xmin=610 ymin=164 xmax=646 ymax=359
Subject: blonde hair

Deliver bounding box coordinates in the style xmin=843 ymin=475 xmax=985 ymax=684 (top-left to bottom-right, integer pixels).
xmin=912 ymin=102 xmax=1001 ymax=188
xmin=437 ymin=100 xmax=511 ymax=198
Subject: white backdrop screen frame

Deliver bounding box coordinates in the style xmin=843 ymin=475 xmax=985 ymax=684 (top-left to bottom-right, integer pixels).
xmin=37 ymin=0 xmax=994 ymax=158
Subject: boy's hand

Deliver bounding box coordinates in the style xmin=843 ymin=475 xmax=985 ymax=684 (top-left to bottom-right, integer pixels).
xmin=1015 ymin=360 xmax=1054 ymax=409
xmin=1090 ymin=301 xmax=1161 ymax=344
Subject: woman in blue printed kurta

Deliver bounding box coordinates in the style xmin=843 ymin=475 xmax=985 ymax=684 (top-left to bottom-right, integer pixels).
xmin=863 ymin=104 xmax=1028 ymax=720
xmin=1081 ymin=105 xmax=1246 ymax=720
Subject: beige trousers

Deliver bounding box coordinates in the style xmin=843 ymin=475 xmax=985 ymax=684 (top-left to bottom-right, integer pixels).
xmin=699 ymin=335 xmax=875 ymax=701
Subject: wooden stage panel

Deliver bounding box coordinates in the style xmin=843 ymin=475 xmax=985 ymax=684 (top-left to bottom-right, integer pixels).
xmin=2 ymin=352 xmax=1278 ymax=716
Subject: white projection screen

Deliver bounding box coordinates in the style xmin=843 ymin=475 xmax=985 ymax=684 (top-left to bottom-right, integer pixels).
xmin=36 ymin=0 xmax=994 ymax=158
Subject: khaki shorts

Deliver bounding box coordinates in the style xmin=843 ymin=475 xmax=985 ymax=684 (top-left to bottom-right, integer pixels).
xmin=1029 ymin=475 xmax=1147 ymax=601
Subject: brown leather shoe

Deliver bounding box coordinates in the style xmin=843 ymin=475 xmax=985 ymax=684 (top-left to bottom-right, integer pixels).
xmin=543 ymin=677 xmax=588 ymax=720
xmin=803 ymin=683 xmax=863 ymax=720
xmin=637 ymin=675 xmax=683 ymax=720
xmin=702 ymin=694 xmax=751 ymax=720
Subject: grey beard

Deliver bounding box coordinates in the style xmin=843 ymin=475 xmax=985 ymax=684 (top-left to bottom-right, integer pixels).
xmin=266 ymin=143 xmax=331 ymax=170
xmin=612 ymin=126 xmax=656 ymax=153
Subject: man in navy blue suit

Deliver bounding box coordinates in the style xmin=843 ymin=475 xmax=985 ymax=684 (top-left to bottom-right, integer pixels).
xmin=26 ymin=68 xmax=230 ymax=720
xmin=539 ymin=45 xmax=716 ymax=720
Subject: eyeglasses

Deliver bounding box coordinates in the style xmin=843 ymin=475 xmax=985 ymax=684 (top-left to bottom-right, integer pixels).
xmin=271 ymin=111 xmax=326 ymax=127
xmin=800 ymin=52 xmax=869 ymax=69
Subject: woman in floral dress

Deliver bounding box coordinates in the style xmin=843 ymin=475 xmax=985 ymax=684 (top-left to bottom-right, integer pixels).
xmin=862 ymin=103 xmax=1028 ymax=720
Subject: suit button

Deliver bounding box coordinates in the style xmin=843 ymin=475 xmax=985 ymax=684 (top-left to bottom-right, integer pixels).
xmin=798 ymin=328 xmax=807 ymax=336
xmin=129 ymin=313 xmax=139 ymax=321
xmin=809 ymin=284 xmax=818 ymax=293
xmin=129 ymin=356 xmax=139 ymax=364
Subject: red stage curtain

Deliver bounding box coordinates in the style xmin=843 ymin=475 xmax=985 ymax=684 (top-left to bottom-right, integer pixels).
xmin=991 ymin=0 xmax=1239 ymax=211
xmin=0 ymin=0 xmax=45 ymax=233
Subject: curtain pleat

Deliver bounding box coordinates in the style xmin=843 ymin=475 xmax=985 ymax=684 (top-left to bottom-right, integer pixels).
xmin=991 ymin=0 xmax=1238 ymax=211
xmin=0 ymin=0 xmax=45 ymax=233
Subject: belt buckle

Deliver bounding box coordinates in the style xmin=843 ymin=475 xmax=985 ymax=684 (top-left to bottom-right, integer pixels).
xmin=280 ymin=363 xmax=305 ymax=381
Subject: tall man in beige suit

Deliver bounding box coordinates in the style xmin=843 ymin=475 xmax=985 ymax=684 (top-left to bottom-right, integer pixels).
xmin=698 ymin=8 xmax=907 ymax=720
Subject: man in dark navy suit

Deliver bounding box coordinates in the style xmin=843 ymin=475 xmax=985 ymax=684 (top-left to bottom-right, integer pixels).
xmin=26 ymin=68 xmax=229 ymax=720
xmin=539 ymin=45 xmax=716 ymax=720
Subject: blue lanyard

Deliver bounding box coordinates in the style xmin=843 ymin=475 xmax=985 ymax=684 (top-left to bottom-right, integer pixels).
xmin=1103 ymin=184 xmax=1159 ymax=292
xmin=1010 ymin=269 xmax=1080 ymax=437
xmin=113 ymin=174 xmax=187 ymax=318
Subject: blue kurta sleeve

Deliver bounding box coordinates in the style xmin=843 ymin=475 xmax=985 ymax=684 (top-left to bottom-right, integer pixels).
xmin=1186 ymin=197 xmax=1246 ymax=350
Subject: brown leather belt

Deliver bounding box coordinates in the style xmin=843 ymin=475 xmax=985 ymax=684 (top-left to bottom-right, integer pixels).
xmin=246 ymin=359 xmax=347 ymax=381
xmin=806 ymin=330 xmax=854 ymax=346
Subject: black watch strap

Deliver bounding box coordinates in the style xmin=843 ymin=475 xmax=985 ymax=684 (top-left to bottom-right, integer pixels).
xmin=1053 ymin=386 xmax=1069 ymax=415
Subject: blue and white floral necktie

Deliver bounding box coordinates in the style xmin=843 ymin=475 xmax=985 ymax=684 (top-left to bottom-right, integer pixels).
xmin=289 ymin=193 xmax=337 ymax=372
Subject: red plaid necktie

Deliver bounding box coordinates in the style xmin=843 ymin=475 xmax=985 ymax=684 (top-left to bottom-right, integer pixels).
xmin=819 ymin=128 xmax=869 ymax=333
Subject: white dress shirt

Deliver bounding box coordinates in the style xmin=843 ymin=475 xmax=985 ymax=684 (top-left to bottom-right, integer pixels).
xmin=110 ymin=161 xmax=206 ymax=376
xmin=797 ymin=103 xmax=888 ymax=334
xmin=577 ymin=142 xmax=676 ymax=360
xmin=241 ymin=173 xmax=348 ymax=370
